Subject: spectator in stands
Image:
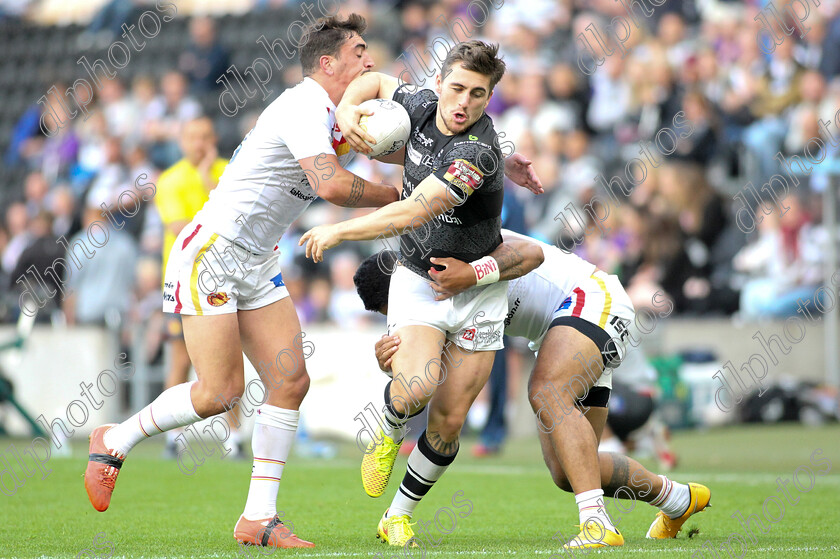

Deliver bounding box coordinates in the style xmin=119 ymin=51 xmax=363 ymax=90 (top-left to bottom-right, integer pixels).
xmin=11 ymin=211 xmax=63 ymax=317
xmin=2 ymin=202 xmax=31 ymax=277
xmin=670 ymin=90 xmax=718 ymax=166
xmin=179 ymin=16 xmax=231 ymax=94
xmin=23 ymin=171 xmax=49 ymax=218
xmin=100 ymin=78 xmax=144 ymax=147
xmin=498 ymin=73 xmax=574 ymax=146
xmin=48 ymin=185 xmax=79 ymax=240
xmin=63 ymin=204 xmax=138 ymax=326
xmin=743 ymin=40 xmax=804 ymax=182
xmin=735 ymin=195 xmax=823 ymax=319
xmin=327 ymin=252 xmax=369 ymax=327
xmin=785 ymin=70 xmax=827 ymax=156
xmin=85 ymin=137 xmax=127 ymax=210
xmin=143 ymin=71 xmax=202 ymax=169
xmin=656 ymin=162 xmax=738 ymax=314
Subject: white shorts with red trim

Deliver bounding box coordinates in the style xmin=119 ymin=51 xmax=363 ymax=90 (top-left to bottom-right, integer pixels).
xmin=162 ymin=222 xmax=289 ymax=316
xmin=530 ymin=270 xmax=635 ymax=389
xmin=386 ymin=263 xmax=507 ymax=352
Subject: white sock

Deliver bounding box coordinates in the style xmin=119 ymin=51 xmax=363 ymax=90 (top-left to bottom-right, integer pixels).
xmin=575 ymin=489 xmax=616 ymax=532
xmin=388 ymin=431 xmax=457 ymax=519
xmin=650 ymin=475 xmax=691 ymax=518
xmin=382 ymin=405 xmax=409 ymax=443
xmin=242 ymin=405 xmax=299 ymax=520
xmin=104 ymin=381 xmax=201 ymax=456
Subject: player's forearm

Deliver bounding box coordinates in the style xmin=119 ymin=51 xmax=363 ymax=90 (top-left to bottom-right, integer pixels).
xmin=320 ymin=170 xmax=398 ymax=208
xmin=492 ymin=239 xmax=544 ymax=281
xmin=334 ymin=198 xmax=420 ymax=242
xmin=338 ymin=72 xmax=387 ymax=108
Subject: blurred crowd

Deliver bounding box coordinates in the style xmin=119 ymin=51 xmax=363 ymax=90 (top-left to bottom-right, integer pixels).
xmin=2 ymin=0 xmax=839 ymax=353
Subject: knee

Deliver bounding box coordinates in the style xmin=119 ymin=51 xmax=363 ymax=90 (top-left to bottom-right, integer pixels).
xmin=193 ymin=379 xmax=244 ymax=415
xmin=390 ymin=373 xmax=434 ymax=411
xmin=283 ymin=368 xmax=310 ymax=403
xmin=527 ymin=372 xmax=559 ymax=411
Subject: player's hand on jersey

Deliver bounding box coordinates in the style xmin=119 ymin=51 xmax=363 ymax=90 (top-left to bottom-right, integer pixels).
xmin=375 ymin=334 xmax=400 ymax=374
xmin=335 ymin=103 xmax=377 ymax=155
xmin=504 ymin=152 xmax=544 ymax=194
xmin=299 ymin=225 xmax=343 ymax=263
xmin=428 ymin=257 xmax=476 ymax=300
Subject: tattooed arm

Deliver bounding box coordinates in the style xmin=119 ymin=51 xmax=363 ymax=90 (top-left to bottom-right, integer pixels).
xmin=298 ymin=153 xmax=399 ymax=208
xmin=428 ymin=234 xmax=545 ymax=299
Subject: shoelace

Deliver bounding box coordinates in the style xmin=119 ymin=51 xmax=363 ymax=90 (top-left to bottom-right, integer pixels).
xmin=377 ymin=439 xmax=399 ymax=473
xmin=99 ymin=450 xmax=125 ymax=488
xmin=389 ymin=516 xmax=415 ymax=543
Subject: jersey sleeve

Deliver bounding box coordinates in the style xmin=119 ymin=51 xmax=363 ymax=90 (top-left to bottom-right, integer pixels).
xmin=276 ymin=98 xmax=336 ymax=161
xmin=432 ymin=135 xmax=503 ymax=204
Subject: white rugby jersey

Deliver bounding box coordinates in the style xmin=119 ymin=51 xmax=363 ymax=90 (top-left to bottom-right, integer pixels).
xmin=195 ymin=77 xmax=356 ymax=254
xmin=502 ymin=230 xmax=597 ymax=343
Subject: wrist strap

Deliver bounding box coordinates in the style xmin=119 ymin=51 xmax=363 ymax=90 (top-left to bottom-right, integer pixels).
xmin=471 ymin=256 xmax=500 ymax=286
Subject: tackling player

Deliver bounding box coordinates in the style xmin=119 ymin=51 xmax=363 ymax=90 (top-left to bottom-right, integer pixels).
xmin=84 ymin=14 xmax=401 ymax=549
xmin=356 ymin=232 xmax=711 ymax=549
xmin=300 ymin=41 xmax=517 ymax=547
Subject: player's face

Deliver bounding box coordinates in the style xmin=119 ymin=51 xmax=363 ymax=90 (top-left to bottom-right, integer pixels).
xmin=332 ymin=33 xmax=374 ymax=91
xmin=435 ymin=62 xmax=493 ymax=136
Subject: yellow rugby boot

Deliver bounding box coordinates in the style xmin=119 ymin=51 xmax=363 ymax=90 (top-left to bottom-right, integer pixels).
xmin=646 ymin=482 xmax=711 ymax=539
xmin=361 ymin=430 xmax=402 ymax=497
xmin=563 ymin=519 xmax=624 ymax=549
xmin=376 ymin=510 xmax=418 ymax=547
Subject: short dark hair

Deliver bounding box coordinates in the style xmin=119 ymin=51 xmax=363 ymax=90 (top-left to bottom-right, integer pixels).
xmin=300 ymin=14 xmax=367 ymax=77
xmin=440 ymin=40 xmax=506 ymax=90
xmin=353 ymin=251 xmax=397 ymax=312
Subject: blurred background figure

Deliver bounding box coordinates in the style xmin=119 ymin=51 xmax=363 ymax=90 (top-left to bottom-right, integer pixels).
xmin=153 ymin=116 xmax=244 ymax=458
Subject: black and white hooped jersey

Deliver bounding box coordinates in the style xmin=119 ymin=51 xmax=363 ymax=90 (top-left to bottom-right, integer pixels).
xmin=391 ymin=84 xmax=504 ymax=278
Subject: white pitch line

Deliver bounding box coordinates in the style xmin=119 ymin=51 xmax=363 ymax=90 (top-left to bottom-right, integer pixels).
xmin=69 ymin=545 xmax=840 ymax=559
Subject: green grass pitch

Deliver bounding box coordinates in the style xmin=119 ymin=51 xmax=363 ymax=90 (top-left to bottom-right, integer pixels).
xmin=1 ymin=424 xmax=839 ymax=558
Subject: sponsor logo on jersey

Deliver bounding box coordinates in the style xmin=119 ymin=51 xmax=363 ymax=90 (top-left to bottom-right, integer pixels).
xmin=437 ymin=212 xmax=462 ymax=225
xmin=443 ymin=159 xmax=483 ymax=196
xmin=207 ymin=292 xmax=230 ymax=307
xmin=461 ymin=328 xmax=476 ymax=341
xmin=290 ymin=187 xmax=316 ymax=201
xmin=414 ymin=130 xmax=434 ymax=147
xmin=163 ymin=281 xmax=176 ymax=302
xmin=477 ymin=328 xmax=501 ymax=345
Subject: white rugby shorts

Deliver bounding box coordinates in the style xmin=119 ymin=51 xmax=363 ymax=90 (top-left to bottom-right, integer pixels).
xmin=530 ymin=270 xmax=636 ymax=389
xmin=386 ymin=263 xmax=507 ymax=352
xmin=162 ymin=222 xmax=289 ymax=316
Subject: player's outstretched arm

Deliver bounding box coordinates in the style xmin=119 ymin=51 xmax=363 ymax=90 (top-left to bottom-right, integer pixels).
xmin=335 ymin=72 xmax=400 ymax=154
xmin=299 ymin=154 xmax=399 ymax=208
xmin=429 ymin=237 xmax=545 ymax=300
xmin=299 ymin=174 xmax=454 ymax=262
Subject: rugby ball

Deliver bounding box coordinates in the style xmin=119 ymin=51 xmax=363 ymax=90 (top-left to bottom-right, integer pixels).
xmin=358 ymin=99 xmax=411 ymax=158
